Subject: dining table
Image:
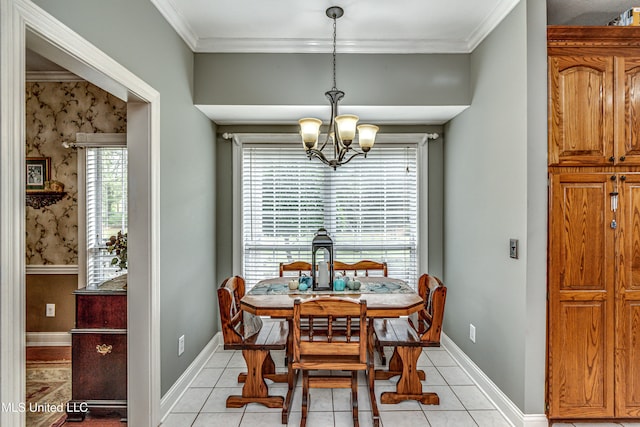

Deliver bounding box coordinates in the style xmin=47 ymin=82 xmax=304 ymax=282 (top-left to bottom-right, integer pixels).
xmin=240 ymin=276 xmax=428 ymax=426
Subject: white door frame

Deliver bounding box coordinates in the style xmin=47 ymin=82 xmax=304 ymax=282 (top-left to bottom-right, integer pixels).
xmin=0 ymin=1 xmax=161 ymax=426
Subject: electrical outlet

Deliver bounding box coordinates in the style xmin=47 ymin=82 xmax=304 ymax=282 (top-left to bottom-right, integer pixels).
xmin=469 ymin=324 xmax=476 ymax=343
xmin=45 ymin=304 xmax=55 ymax=317
xmin=178 ymin=335 xmax=185 ymax=356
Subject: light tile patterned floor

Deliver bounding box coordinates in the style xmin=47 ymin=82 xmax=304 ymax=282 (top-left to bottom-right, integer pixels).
xmin=162 ymin=342 xmax=514 ymax=427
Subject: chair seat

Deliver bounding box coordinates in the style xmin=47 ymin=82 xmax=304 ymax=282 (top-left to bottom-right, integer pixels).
xmin=373 ymin=318 xmax=425 ymax=347
xmin=293 ymin=354 xmax=368 ymax=371
xmin=224 ymin=319 xmax=288 ymax=351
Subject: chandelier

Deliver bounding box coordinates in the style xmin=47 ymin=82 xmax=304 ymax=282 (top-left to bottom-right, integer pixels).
xmin=298 ymin=6 xmax=379 ymax=170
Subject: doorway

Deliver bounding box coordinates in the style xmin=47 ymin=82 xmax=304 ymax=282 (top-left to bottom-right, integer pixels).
xmin=1 ymin=1 xmax=161 ymax=426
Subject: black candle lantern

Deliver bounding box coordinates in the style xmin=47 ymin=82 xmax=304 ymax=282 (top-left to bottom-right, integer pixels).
xmin=311 ymin=227 xmax=334 ymax=291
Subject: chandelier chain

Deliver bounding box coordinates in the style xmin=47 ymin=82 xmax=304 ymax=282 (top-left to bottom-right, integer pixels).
xmin=332 ymin=14 xmax=337 ymax=91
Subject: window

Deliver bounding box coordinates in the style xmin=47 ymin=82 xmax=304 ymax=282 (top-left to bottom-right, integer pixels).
xmin=77 ymin=134 xmax=127 ymax=289
xmin=238 ymin=135 xmax=424 ymax=289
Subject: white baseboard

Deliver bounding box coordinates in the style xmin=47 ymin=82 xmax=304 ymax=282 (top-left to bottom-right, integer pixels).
xmin=441 ymin=333 xmax=547 ymax=427
xmin=26 ymin=332 xmax=71 ymax=347
xmin=160 ymin=332 xmax=222 ymax=421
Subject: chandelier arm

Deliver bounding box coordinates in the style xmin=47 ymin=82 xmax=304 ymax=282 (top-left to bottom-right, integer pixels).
xmin=339 ymin=151 xmax=364 ymax=165
xmin=306 ymin=148 xmax=332 ymax=166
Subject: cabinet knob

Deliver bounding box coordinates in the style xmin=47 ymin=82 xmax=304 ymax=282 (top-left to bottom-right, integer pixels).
xmin=611 ymin=175 xmax=617 ymax=181
xmin=609 ymin=156 xmax=616 ymax=162
xmin=620 ymin=156 xmax=626 ymax=162
xmin=621 ymin=175 xmax=627 ymax=181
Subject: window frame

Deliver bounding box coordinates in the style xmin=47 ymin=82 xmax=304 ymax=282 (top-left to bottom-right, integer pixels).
xmin=229 ymin=132 xmax=430 ymax=287
xmin=76 ymin=133 xmax=127 ymax=289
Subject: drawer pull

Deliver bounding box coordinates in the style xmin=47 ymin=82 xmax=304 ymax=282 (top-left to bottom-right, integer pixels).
xmin=96 ymin=344 xmax=113 ymax=356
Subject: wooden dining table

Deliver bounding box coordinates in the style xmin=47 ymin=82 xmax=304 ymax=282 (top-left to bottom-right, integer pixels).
xmin=240 ymin=276 xmax=428 ymax=426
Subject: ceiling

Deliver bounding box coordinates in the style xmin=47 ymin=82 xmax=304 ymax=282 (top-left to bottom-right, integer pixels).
xmin=27 ymin=1 xmax=639 ymax=125
xmin=150 ymin=0 xmax=521 ymax=54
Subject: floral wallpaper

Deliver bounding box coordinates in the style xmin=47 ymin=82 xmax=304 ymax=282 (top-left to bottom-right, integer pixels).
xmin=25 ymin=81 xmax=127 ymax=265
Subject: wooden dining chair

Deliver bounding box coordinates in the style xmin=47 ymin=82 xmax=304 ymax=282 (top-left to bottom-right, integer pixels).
xmin=217 ymin=276 xmax=289 ymax=409
xmin=373 ymin=273 xmax=447 ymax=405
xmin=292 ymin=297 xmax=375 ymax=427
xmin=279 ymin=261 xmax=313 ymax=277
xmin=334 ymin=260 xmax=388 ymax=277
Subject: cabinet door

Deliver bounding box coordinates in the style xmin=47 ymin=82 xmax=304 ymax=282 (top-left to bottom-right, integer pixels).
xmin=616 ymin=58 xmax=640 ymax=165
xmin=549 ymin=56 xmax=614 ymax=166
xmin=548 ymin=173 xmax=615 ymax=418
xmin=616 ymin=173 xmax=640 ymax=416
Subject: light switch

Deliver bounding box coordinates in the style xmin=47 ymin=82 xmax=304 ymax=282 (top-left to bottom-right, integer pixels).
xmin=509 ymin=239 xmax=518 ymax=259
xmin=45 ymin=303 xmax=55 ymax=317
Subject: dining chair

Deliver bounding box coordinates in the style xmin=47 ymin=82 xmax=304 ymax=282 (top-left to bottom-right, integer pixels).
xmin=279 ymin=261 xmax=313 ymax=277
xmin=292 ymin=297 xmax=373 ymax=427
xmin=217 ymin=276 xmax=289 ymax=409
xmin=372 ymin=273 xmax=447 ymax=405
xmin=334 ymin=260 xmax=388 ymax=277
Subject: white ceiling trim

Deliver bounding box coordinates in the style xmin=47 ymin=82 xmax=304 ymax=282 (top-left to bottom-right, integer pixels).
xmin=195 ymin=104 xmax=469 ymax=125
xmin=465 ymin=0 xmax=521 ymax=52
xmin=194 ymin=37 xmax=473 ymax=54
xmin=26 ymin=70 xmax=83 ymax=81
xmin=153 ymin=0 xmax=522 ymax=54
xmin=150 ymin=0 xmax=198 ymax=51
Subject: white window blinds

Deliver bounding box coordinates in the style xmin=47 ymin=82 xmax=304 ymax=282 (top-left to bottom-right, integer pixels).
xmin=85 ymin=147 xmax=128 ymax=288
xmin=242 ymin=144 xmax=418 ymax=289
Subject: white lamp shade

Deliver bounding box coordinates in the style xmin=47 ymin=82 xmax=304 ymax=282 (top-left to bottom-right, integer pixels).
xmin=357 ymin=124 xmax=379 ymax=151
xmin=299 ymin=118 xmax=322 ymax=148
xmin=335 ymin=114 xmax=359 ymax=142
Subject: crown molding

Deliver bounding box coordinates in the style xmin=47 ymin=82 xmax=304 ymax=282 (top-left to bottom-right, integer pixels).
xmin=26 ymin=70 xmax=82 ymax=81
xmin=152 ymin=0 xmax=519 ymax=54
xmin=195 ymin=37 xmax=473 ymax=54
xmin=149 ymin=0 xmax=198 ymax=51
xmin=465 ymin=0 xmax=521 ymax=51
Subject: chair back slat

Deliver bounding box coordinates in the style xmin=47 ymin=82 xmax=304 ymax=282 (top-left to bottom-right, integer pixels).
xmin=334 ymin=260 xmax=388 ymax=277
xmin=279 ymin=261 xmax=312 ymax=277
xmin=293 ymin=297 xmax=368 ymax=366
xmin=217 ymin=276 xmax=246 ymax=345
xmin=416 ymin=274 xmax=447 ymax=343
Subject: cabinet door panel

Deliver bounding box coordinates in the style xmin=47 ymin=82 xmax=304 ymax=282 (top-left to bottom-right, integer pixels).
xmin=551 ymin=174 xmax=612 ymax=291
xmin=553 ymin=300 xmax=611 ymax=416
xmin=616 ymin=174 xmax=640 ymax=416
xmin=549 ymin=173 xmax=615 ymax=418
xmin=618 ymin=58 xmax=640 ymax=165
xmin=549 ymin=56 xmax=614 ymax=165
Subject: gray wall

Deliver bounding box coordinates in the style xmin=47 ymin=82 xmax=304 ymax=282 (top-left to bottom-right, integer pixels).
xmin=443 ymin=0 xmax=546 ymax=412
xmin=33 ymin=0 xmax=218 ymax=395
xmin=524 ymin=0 xmax=548 ymax=414
xmin=195 ymin=53 xmax=470 ymax=108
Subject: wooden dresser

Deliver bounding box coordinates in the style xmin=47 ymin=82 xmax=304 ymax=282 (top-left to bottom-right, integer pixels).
xmin=547 ymin=26 xmax=640 ymax=421
xmin=66 ymin=276 xmax=127 ymax=421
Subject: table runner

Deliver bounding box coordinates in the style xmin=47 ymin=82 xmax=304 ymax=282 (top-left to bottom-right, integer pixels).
xmin=248 ymin=276 xmax=414 ymax=295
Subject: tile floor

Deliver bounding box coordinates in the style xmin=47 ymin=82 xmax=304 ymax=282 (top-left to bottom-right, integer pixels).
xmin=162 ymin=338 xmax=640 ymax=427
xmin=162 ymin=337 xmax=514 ymax=427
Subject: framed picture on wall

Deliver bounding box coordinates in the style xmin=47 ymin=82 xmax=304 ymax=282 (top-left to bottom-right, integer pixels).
xmin=26 ymin=157 xmax=51 ymax=192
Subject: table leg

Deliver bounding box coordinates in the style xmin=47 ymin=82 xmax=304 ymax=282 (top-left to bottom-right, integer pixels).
xmin=226 ymin=349 xmax=285 ymax=408
xmin=367 ymin=319 xmax=380 ymax=427
xmin=379 ymin=346 xmax=439 ymax=406
xmin=375 ymin=348 xmax=425 ymax=381
xmin=282 ymin=318 xmax=297 ymax=424
xmin=238 ymin=352 xmax=288 ymax=384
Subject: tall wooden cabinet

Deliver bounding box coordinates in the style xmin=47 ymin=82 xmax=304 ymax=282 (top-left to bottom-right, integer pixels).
xmin=548 ymin=27 xmax=640 ymax=421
